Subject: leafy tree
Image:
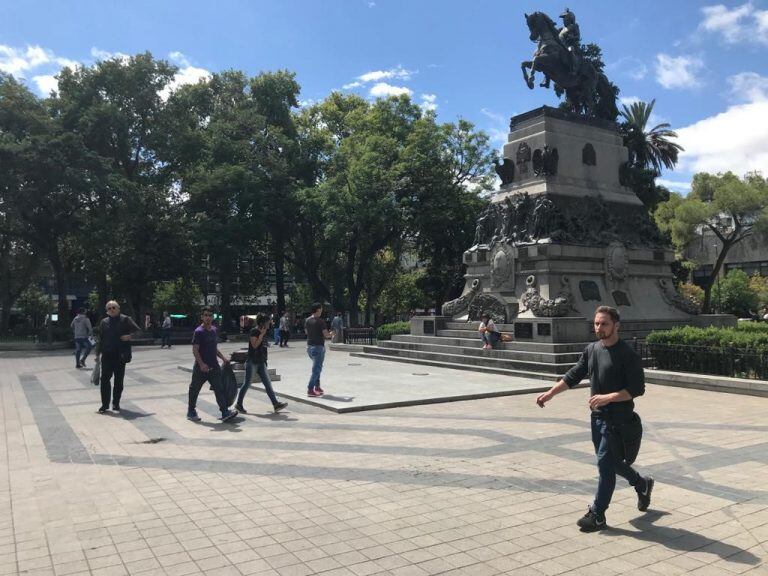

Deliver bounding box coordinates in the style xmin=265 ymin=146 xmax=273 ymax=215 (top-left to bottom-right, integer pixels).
xmin=17 ymin=285 xmax=49 ymax=327
xmin=748 ymin=273 xmax=768 ymax=310
xmin=656 ymin=171 xmax=768 ymax=313
xmin=711 ymin=269 xmax=758 ymax=316
xmin=376 ymin=269 xmax=429 ymax=322
xmin=152 ymin=278 xmax=203 ymax=319
xmin=678 ymin=282 xmax=704 ymax=312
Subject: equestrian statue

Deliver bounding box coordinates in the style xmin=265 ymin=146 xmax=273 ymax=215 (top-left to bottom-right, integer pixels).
xmin=521 ymin=9 xmax=618 ymax=121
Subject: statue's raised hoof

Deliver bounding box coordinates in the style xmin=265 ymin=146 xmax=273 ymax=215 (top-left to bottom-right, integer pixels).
xmin=526 ymin=80 xmax=534 ymax=90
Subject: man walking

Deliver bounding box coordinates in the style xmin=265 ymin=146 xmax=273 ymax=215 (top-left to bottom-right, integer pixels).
xmin=278 ymin=312 xmax=290 ymax=347
xmin=187 ymin=307 xmax=238 ymax=422
xmin=536 ymin=306 xmax=653 ymax=531
xmin=71 ymin=307 xmax=93 ymax=368
xmin=161 ymin=311 xmax=172 ymax=348
xmin=331 ymin=311 xmax=344 ymax=344
xmin=235 ymin=313 xmax=288 ymax=414
xmin=95 ymin=301 xmax=140 ymax=413
xmin=305 ymin=302 xmax=334 ymax=397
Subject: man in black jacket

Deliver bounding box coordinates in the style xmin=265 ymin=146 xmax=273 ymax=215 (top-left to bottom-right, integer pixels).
xmin=536 ymin=306 xmax=654 ymax=531
xmin=95 ymin=301 xmax=140 ymax=414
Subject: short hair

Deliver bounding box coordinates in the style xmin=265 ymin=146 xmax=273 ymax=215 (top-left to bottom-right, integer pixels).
xmin=78 ymin=307 xmax=86 ymax=314
xmin=200 ymin=306 xmax=213 ymax=316
xmin=106 ymin=300 xmax=119 ymax=310
xmin=595 ymin=305 xmax=620 ymax=323
xmin=481 ymin=312 xmax=490 ymax=320
xmin=310 ymin=302 xmax=323 ymax=313
xmin=255 ymin=313 xmax=269 ymax=326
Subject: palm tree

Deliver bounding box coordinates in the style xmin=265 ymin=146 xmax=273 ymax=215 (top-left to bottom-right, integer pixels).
xmin=620 ymin=99 xmax=683 ymax=173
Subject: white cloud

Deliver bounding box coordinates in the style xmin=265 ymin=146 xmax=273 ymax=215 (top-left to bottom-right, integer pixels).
xmin=369 ymin=82 xmax=411 ymax=98
xmin=342 ymin=80 xmax=363 ymax=90
xmin=358 ymin=65 xmax=413 ymax=83
xmin=480 ymin=107 xmax=509 ymax=148
xmin=32 ymin=74 xmax=58 ymax=95
xmin=675 ymin=75 xmax=768 ymax=176
xmin=728 ymin=71 xmax=768 ymax=102
xmin=420 ymin=93 xmax=437 ymax=112
xmin=367 ymin=1 xmax=376 ymax=7
xmin=655 ymin=54 xmax=704 ymax=89
xmin=0 ymin=44 xmax=76 ymax=75
xmin=168 ymin=51 xmax=190 ymax=67
xmin=655 ymin=178 xmax=692 ymax=193
xmin=160 ymin=65 xmax=212 ymax=100
xmin=608 ymin=56 xmax=647 ymax=81
xmin=699 ymin=2 xmax=768 ymax=44
xmin=90 ymin=47 xmax=130 ymax=62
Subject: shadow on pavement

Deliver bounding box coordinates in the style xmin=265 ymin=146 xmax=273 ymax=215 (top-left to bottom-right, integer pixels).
xmin=604 ymin=511 xmax=761 ymax=565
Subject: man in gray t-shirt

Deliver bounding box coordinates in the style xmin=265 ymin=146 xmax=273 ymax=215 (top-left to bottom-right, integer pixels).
xmin=305 ymin=302 xmax=334 ymax=397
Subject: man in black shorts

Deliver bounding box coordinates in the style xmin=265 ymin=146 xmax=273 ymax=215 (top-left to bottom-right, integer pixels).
xmin=536 ymin=305 xmax=654 ymax=531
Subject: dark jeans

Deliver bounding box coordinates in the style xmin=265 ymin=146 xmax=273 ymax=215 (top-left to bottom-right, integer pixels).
xmin=161 ymin=327 xmax=172 ymax=347
xmin=188 ymin=364 xmax=228 ymax=414
xmin=481 ymin=331 xmax=500 ymax=346
xmin=279 ymin=330 xmax=289 ymax=347
xmin=100 ymin=350 xmax=126 ymax=409
xmin=591 ymin=413 xmax=644 ymax=515
xmin=75 ymin=337 xmax=93 ymax=365
xmin=307 ymin=344 xmax=326 ymax=391
xmin=238 ymin=359 xmax=279 ymax=407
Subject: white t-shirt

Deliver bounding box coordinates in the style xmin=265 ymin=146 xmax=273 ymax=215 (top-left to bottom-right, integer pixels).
xmin=479 ymin=319 xmax=497 ymax=333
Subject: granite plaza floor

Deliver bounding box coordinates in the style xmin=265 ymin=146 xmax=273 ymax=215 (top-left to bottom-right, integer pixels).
xmin=0 ymin=343 xmax=766 ymax=575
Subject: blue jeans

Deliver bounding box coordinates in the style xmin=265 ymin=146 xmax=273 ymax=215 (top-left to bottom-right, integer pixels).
xmin=591 ymin=413 xmax=643 ymax=515
xmin=307 ymin=344 xmax=326 ymax=391
xmin=238 ymin=359 xmax=279 ymax=407
xmin=481 ymin=331 xmax=500 ymax=346
xmin=74 ymin=337 xmax=92 ymax=365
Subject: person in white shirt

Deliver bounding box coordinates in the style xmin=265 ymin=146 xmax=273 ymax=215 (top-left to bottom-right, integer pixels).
xmin=478 ymin=313 xmax=500 ymax=350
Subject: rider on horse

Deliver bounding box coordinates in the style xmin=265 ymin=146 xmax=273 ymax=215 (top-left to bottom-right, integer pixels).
xmin=558 ymin=8 xmax=582 ymax=76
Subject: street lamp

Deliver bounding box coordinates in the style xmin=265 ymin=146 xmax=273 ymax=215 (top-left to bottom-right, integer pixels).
xmin=713 ymin=243 xmax=722 ymax=313
xmin=47 ymin=274 xmax=54 ymax=344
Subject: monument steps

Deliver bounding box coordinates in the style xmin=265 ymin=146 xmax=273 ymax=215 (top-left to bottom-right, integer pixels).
xmin=393 ymin=333 xmax=587 ymax=353
xmin=380 ymin=339 xmax=582 ymax=364
xmin=353 ymin=344 xmax=568 ymax=376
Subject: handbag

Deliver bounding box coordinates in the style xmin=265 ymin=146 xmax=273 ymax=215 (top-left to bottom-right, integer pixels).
xmin=91 ymin=357 xmax=101 ymax=386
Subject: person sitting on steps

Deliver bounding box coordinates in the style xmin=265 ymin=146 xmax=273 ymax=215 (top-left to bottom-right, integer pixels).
xmin=478 ymin=313 xmax=500 ymax=350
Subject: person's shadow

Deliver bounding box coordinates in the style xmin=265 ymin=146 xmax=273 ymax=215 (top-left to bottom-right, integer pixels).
xmin=253 ymin=412 xmax=299 ymax=422
xmin=604 ymin=511 xmax=761 ymax=565
xmin=108 ymin=408 xmax=152 ymax=421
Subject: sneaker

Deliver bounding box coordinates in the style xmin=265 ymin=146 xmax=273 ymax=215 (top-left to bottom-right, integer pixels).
xmin=308 ymin=389 xmax=323 ymax=397
xmin=274 ymin=401 xmax=288 ymax=413
xmin=314 ymin=386 xmax=324 ymax=395
xmin=235 ymin=404 xmax=247 ymax=414
xmin=221 ymin=409 xmax=239 ymax=422
xmin=98 ymin=406 xmax=108 ymax=414
xmin=576 ymin=507 xmax=606 ymax=532
xmin=637 ymin=476 xmax=654 ymax=512
xmin=187 ymin=409 xmax=201 ymax=422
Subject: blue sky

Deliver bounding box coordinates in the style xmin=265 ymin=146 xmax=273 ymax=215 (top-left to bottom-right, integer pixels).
xmin=2 ymin=0 xmax=768 ymax=192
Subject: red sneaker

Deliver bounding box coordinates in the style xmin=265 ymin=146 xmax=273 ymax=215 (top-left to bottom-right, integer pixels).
xmin=314 ymin=386 xmax=325 ymax=395
xmin=308 ymin=389 xmax=323 ymax=397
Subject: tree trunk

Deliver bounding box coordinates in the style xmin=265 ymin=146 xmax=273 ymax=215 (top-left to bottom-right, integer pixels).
xmin=0 ymin=295 xmax=11 ymax=333
xmin=702 ymin=237 xmax=733 ymax=314
xmin=273 ymin=238 xmax=286 ymax=313
xmin=49 ymin=249 xmax=70 ymax=325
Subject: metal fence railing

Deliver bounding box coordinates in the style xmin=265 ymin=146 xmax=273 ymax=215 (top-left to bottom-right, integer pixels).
xmin=343 ymin=327 xmax=375 ymax=345
xmin=634 ymin=341 xmax=768 ymax=380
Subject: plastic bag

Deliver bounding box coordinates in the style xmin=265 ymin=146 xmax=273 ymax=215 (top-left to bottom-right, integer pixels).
xmin=91 ymin=357 xmax=101 ymax=386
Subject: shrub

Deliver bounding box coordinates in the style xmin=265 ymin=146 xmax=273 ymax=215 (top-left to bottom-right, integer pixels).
xmin=376 ymin=321 xmax=410 ymax=341
xmin=678 ymin=283 xmax=704 ymax=311
xmin=646 ymin=324 xmax=768 ymax=351
xmin=711 ymin=269 xmax=758 ymax=316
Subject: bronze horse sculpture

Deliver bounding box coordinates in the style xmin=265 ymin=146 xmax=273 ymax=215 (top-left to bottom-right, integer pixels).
xmin=521 ymin=11 xmax=617 ymax=120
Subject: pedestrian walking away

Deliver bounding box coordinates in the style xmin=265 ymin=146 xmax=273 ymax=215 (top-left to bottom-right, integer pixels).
xmin=305 ymin=302 xmax=335 ymax=397
xmin=535 ymin=305 xmax=653 ymax=532
xmin=94 ymin=301 xmax=140 ymax=413
xmin=331 ymin=311 xmax=344 ymax=343
xmin=187 ymin=307 xmax=238 ymax=422
xmin=71 ymin=307 xmax=94 ymax=368
xmin=236 ymin=313 xmax=288 ymax=414
xmin=161 ymin=311 xmax=173 ymax=348
xmin=278 ymin=312 xmax=290 ymax=347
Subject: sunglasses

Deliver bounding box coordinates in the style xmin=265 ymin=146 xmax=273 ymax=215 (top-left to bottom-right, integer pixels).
xmin=107 ymin=306 xmax=118 ymax=310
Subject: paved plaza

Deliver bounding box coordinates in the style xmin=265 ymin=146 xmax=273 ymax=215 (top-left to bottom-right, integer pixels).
xmin=0 ymin=343 xmax=766 ymax=575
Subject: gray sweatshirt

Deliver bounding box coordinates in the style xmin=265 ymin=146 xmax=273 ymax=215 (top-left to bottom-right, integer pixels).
xmin=71 ymin=314 xmax=93 ymax=338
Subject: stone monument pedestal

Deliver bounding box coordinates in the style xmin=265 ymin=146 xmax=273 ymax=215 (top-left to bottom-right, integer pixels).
xmin=438 ymin=106 xmax=736 ymax=336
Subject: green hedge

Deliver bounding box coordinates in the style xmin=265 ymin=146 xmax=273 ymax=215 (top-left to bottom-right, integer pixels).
xmin=646 ymin=324 xmax=768 ymax=351
xmin=376 ymin=321 xmax=410 ymax=341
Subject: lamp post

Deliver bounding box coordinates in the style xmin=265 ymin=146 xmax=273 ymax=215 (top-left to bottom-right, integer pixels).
xmin=47 ymin=274 xmax=54 ymax=344
xmin=713 ymin=243 xmax=722 ymax=313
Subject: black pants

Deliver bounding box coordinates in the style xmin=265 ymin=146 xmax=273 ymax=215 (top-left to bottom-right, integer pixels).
xmin=188 ymin=364 xmax=228 ymax=414
xmin=100 ymin=350 xmax=126 ymax=409
xmin=279 ymin=330 xmax=290 ymax=347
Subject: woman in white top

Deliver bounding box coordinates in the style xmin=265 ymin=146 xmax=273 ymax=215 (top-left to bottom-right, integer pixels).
xmin=478 ymin=313 xmax=500 ymax=350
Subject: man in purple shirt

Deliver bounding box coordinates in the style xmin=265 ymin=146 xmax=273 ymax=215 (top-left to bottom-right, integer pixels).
xmin=187 ymin=307 xmax=237 ymax=422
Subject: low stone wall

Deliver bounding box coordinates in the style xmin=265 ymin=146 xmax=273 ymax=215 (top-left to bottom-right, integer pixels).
xmin=646 ymin=369 xmax=768 ymax=397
